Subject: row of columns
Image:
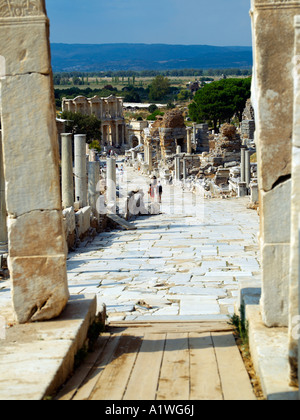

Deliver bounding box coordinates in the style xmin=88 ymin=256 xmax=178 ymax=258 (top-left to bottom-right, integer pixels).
xmin=61 ymin=133 xmax=101 ymax=213
xmin=102 ymin=122 xmax=126 ymax=147
xmin=175 ymin=156 xmax=188 ymax=181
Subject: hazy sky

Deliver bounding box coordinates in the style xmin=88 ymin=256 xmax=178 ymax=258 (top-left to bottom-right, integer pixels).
xmin=46 ymin=0 xmax=252 ymax=46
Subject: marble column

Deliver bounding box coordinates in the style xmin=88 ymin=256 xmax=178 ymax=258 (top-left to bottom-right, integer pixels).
xmin=116 ymin=123 xmax=119 ymax=146
xmin=245 ymin=150 xmax=251 ymax=188
xmin=186 ymin=127 xmax=192 ymax=155
xmin=288 ymin=14 xmax=300 ymax=387
xmin=183 ymin=158 xmax=187 ymax=181
xmin=0 ymin=0 xmax=69 ymax=323
xmin=88 ymin=161 xmax=100 ymax=213
xmin=148 ymin=143 xmax=153 ymax=173
xmin=74 ymin=134 xmax=87 ymax=206
xmin=175 ymin=157 xmax=181 ymax=181
xmin=251 ymin=0 xmax=299 ymax=328
xmin=61 ymin=133 xmax=74 ymax=209
xmin=106 ymin=157 xmax=116 ymax=212
xmin=240 ymin=147 xmax=246 ymax=183
xmin=0 ymin=130 xmax=7 ymax=254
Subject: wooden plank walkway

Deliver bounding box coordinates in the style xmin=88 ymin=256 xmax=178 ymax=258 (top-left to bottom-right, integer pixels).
xmin=56 ymin=322 xmax=256 ymax=401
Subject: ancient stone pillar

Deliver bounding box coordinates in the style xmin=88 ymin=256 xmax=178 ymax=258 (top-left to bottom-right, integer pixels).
xmin=148 ymin=144 xmax=153 ymax=173
xmin=0 ymin=1 xmax=69 ymax=323
xmin=61 ymin=133 xmax=74 ymax=209
xmin=0 ymin=130 xmax=7 ymax=254
xmin=240 ymin=146 xmax=246 ymax=183
xmin=288 ymin=15 xmax=300 ymax=387
xmin=106 ymin=157 xmax=116 ymax=212
xmin=186 ymin=127 xmax=192 ymax=154
xmin=175 ymin=157 xmax=181 ymax=181
xmin=183 ymin=158 xmax=187 ymax=181
xmin=245 ymin=150 xmax=251 ymax=188
xmin=115 ymin=123 xmax=119 ymax=146
xmin=74 ymin=134 xmax=87 ymax=206
xmin=251 ymin=0 xmax=300 ymax=327
xmin=88 ymin=161 xmax=100 ymax=213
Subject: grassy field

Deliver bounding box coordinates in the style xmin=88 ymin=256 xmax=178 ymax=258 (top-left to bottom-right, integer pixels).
xmin=54 ymin=75 xmax=222 ymax=91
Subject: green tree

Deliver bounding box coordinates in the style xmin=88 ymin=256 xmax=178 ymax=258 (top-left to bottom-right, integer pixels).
xmin=60 ymin=111 xmax=102 ymax=143
xmin=177 ymin=89 xmax=193 ymax=102
xmin=149 ymin=75 xmax=170 ymax=101
xmin=189 ymin=77 xmax=251 ymax=131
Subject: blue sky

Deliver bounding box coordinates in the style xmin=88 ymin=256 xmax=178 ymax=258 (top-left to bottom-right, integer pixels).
xmin=46 ymin=0 xmax=252 ymax=46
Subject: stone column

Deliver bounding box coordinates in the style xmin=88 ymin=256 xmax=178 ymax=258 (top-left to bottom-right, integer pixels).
xmin=88 ymin=161 xmax=100 ymax=213
xmin=183 ymin=158 xmax=187 ymax=181
xmin=116 ymin=123 xmax=119 ymax=146
xmin=245 ymin=150 xmax=251 ymax=188
xmin=176 ymin=145 xmax=182 ymax=154
xmin=0 ymin=1 xmax=69 ymax=323
xmin=148 ymin=143 xmax=153 ymax=173
xmin=106 ymin=157 xmax=116 ymax=212
xmin=144 ymin=144 xmax=149 ymax=165
xmin=240 ymin=146 xmax=246 ymax=183
xmin=122 ymin=124 xmax=125 ymax=145
xmin=251 ymin=0 xmax=299 ymax=327
xmin=0 ymin=130 xmax=7 ymax=254
xmin=192 ymin=123 xmax=197 ymax=145
xmin=186 ymin=127 xmax=192 ymax=154
xmin=61 ymin=133 xmax=74 ymax=209
xmin=288 ymin=15 xmax=300 ymax=387
xmin=74 ymin=134 xmax=87 ymax=207
xmin=175 ymin=157 xmax=181 ymax=181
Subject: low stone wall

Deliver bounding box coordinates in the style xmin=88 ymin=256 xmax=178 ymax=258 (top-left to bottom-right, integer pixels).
xmin=62 ymin=206 xmax=107 ymax=251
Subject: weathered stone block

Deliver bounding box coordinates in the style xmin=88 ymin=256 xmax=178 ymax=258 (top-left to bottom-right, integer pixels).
xmin=260 ymin=179 xmax=291 ymax=244
xmin=0 ymin=15 xmax=50 ymax=76
xmin=8 ymin=210 xmax=66 ymax=258
xmin=75 ymin=206 xmax=92 ymax=239
xmin=261 ymin=243 xmax=290 ymax=327
xmin=251 ymin=0 xmax=300 ymax=192
xmin=10 ymin=255 xmax=69 ymax=324
xmin=1 ymin=72 xmax=61 ymax=216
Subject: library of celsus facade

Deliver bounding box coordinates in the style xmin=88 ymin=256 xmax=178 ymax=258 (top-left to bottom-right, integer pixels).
xmin=62 ymin=95 xmax=126 ymax=147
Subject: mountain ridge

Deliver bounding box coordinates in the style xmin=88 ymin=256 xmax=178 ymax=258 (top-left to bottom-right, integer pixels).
xmin=50 ymin=43 xmax=253 ymax=72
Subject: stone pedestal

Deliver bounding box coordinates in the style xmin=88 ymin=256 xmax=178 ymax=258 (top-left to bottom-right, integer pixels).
xmin=0 ymin=1 xmax=69 ymax=323
xmin=74 ymin=134 xmax=87 ymax=207
xmin=61 ymin=133 xmax=74 ymax=209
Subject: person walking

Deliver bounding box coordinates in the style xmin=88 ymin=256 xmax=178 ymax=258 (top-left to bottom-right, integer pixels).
xmin=157 ymin=181 xmax=163 ymax=203
xmin=148 ymin=183 xmax=155 ymax=202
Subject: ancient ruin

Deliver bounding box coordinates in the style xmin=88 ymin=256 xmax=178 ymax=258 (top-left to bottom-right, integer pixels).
xmin=1 ymin=0 xmax=300 ymax=401
xmin=62 ymin=95 xmax=126 ymax=147
xmin=0 ymin=0 xmax=69 ymax=323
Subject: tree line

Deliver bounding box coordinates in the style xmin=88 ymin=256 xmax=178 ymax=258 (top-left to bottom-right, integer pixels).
xmin=53 ymin=68 xmax=251 ymax=85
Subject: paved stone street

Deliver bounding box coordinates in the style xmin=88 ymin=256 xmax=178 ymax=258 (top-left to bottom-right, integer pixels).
xmin=67 ymin=165 xmax=260 ymax=323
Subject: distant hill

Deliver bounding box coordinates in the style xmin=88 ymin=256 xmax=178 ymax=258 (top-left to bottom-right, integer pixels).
xmin=50 ymin=43 xmax=253 ymax=72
